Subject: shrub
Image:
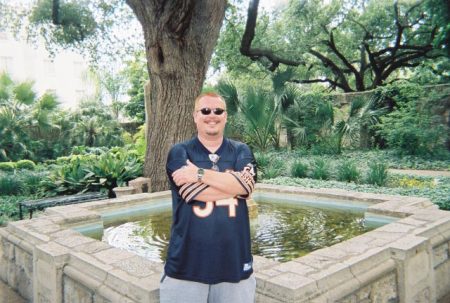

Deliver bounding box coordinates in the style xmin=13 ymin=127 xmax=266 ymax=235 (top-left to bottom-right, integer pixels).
xmin=0 ymin=195 xmax=35 ymax=225
xmin=366 ymin=162 xmax=388 ymax=186
xmin=311 ymin=159 xmax=330 ymax=180
xmin=337 ymin=161 xmax=360 ymax=183
xmin=310 ymin=136 xmax=340 ymax=155
xmin=21 ymin=171 xmax=48 ymax=195
xmin=40 ymin=159 xmax=95 ymax=195
xmin=0 ymin=162 xmax=16 ymax=171
xmin=254 ymin=152 xmax=271 ymax=172
xmin=0 ymin=173 xmax=23 ymax=195
xmin=85 ymin=149 xmax=143 ymax=197
xmin=377 ymin=84 xmax=448 ymax=156
xmin=56 ymin=156 xmax=71 ymax=165
xmin=262 ymin=159 xmax=285 ymax=179
xmin=16 ymin=159 xmax=36 ymax=170
xmin=291 ymin=160 xmax=308 ymax=178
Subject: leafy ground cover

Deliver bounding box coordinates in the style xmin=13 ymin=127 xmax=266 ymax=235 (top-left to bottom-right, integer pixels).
xmin=256 ymin=150 xmax=450 ymax=210
xmin=264 ymin=176 xmax=450 ymax=211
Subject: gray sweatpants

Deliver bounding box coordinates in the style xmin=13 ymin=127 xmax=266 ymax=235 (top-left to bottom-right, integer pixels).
xmin=159 ymin=274 xmax=256 ymax=303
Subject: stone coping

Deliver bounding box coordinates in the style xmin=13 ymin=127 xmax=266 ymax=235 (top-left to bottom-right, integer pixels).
xmin=1 ymin=184 xmax=450 ymax=302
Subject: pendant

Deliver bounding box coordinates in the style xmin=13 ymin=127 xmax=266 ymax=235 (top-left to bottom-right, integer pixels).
xmin=209 ymin=154 xmax=220 ymax=171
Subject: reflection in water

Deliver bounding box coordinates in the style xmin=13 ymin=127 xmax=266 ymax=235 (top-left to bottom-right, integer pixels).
xmin=103 ymin=202 xmax=372 ymax=263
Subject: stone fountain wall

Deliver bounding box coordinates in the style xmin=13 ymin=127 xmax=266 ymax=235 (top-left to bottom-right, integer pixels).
xmin=1 ymin=186 xmax=449 ymax=303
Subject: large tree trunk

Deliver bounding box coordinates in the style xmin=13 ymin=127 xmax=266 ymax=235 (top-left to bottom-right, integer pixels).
xmin=126 ymin=0 xmax=227 ymax=191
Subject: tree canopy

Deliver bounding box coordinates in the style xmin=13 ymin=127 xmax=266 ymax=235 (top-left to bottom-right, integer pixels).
xmin=215 ymin=0 xmax=449 ymax=92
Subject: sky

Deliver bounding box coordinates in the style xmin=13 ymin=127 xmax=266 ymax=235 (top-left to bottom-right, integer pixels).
xmin=3 ymin=0 xmax=290 ymax=108
xmin=259 ymin=0 xmax=289 ymax=11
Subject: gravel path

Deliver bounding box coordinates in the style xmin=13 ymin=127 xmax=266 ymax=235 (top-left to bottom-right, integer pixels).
xmin=388 ymin=169 xmax=450 ymax=177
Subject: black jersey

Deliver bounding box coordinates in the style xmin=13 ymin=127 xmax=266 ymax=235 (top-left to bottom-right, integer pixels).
xmin=165 ymin=136 xmax=257 ymax=284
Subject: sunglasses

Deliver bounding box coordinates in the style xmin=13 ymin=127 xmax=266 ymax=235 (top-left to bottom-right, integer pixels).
xmin=197 ymin=107 xmax=226 ymax=115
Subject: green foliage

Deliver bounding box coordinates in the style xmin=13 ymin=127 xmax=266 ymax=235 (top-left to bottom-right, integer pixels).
xmin=0 ymin=196 xmax=24 ymax=225
xmin=30 ymin=0 xmax=97 ymax=43
xmin=254 ymin=152 xmax=271 ymax=172
xmin=283 ymin=91 xmax=334 ymax=149
xmin=216 ymin=79 xmax=239 ymax=115
xmin=0 ymin=74 xmax=33 ymax=161
xmin=377 ymin=83 xmax=448 ymax=156
xmin=0 ymin=173 xmax=22 ymax=195
xmin=2 ymin=147 xmax=142 ymax=199
xmin=335 ymin=94 xmax=387 ymax=152
xmin=0 ymin=162 xmax=16 ymax=172
xmin=217 ymin=82 xmax=280 ymax=151
xmin=214 ymin=0 xmax=447 ymax=92
xmin=290 ymin=160 xmax=308 ymax=178
xmin=336 ymin=161 xmax=360 ymax=183
xmin=264 ymin=175 xmax=450 ymax=211
xmin=254 ymin=152 xmax=286 ymax=179
xmin=310 ymin=135 xmax=340 ymax=155
xmin=389 ymin=175 xmax=436 ymax=189
xmin=41 ymin=158 xmax=95 ymax=195
xmin=261 ymin=159 xmax=285 ymax=180
xmin=16 ymin=160 xmax=36 ymax=170
xmin=69 ymin=99 xmax=125 ymax=148
xmin=123 ymin=51 xmax=148 ymax=123
xmin=311 ymin=159 xmax=330 ymax=180
xmin=366 ymin=162 xmax=388 ymax=186
xmin=85 ymin=148 xmax=142 ymax=197
xmin=132 ymin=125 xmax=146 ymax=159
xmin=20 ymin=170 xmax=48 ymax=195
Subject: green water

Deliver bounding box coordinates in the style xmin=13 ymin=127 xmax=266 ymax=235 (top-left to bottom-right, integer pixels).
xmin=102 ymin=202 xmax=373 ymax=263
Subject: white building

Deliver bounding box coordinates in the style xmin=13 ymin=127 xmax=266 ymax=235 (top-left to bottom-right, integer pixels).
xmin=0 ymin=30 xmax=95 ymax=109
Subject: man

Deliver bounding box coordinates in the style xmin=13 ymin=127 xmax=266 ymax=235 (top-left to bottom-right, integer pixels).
xmin=161 ymin=92 xmax=257 ymax=303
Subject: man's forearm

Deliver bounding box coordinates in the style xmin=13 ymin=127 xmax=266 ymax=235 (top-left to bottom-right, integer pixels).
xmin=201 ymin=169 xmax=248 ymax=196
xmin=194 ymin=186 xmax=235 ymax=202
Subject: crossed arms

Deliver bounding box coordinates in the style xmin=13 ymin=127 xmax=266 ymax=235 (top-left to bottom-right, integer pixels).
xmin=172 ymin=160 xmax=255 ymax=203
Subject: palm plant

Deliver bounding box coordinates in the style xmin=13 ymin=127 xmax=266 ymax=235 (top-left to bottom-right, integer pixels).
xmin=216 ymin=81 xmax=280 ymax=151
xmin=283 ymin=92 xmax=334 ymax=149
xmin=0 ymin=73 xmax=35 ymax=160
xmin=69 ymin=99 xmax=124 ymax=148
xmin=0 ymin=72 xmax=62 ymax=161
xmin=239 ymin=87 xmax=280 ymax=151
xmin=335 ymin=94 xmax=387 ymax=153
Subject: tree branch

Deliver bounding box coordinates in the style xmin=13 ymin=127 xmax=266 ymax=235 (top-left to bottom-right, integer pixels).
xmin=52 ymin=0 xmax=60 ymax=24
xmin=288 ymin=78 xmax=352 ymax=92
xmin=240 ymin=0 xmax=303 ymax=71
xmin=326 ymin=31 xmax=364 ymax=90
xmin=308 ymin=49 xmax=353 ymax=92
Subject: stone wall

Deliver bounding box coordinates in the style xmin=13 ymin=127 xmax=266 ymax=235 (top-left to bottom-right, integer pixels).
xmin=0 ymin=232 xmax=33 ymax=301
xmin=1 ymin=187 xmax=450 ymax=302
xmin=432 ymin=238 xmax=450 ymax=300
xmin=337 ymin=272 xmax=398 ymax=303
xmin=331 ymin=83 xmax=450 ymax=107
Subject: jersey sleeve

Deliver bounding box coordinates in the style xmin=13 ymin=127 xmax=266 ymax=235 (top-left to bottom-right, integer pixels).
xmin=229 ymin=143 xmax=257 ymax=198
xmin=166 ymin=143 xmax=209 ymax=203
